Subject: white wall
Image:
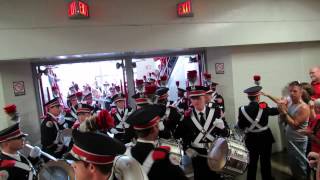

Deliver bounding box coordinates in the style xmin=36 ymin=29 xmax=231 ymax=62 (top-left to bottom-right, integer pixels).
xmin=0 ymin=43 xmax=319 ymax=149
xmin=207 ymin=42 xmax=320 ymax=152
xmin=0 ymin=72 xmax=8 ymax=130
xmin=0 ymin=61 xmax=40 ymax=144
xmin=1 ymin=0 xmax=320 ymax=60
xmin=1 ymin=0 xmax=320 ymax=148
xmin=206 ymin=47 xmax=235 ymax=125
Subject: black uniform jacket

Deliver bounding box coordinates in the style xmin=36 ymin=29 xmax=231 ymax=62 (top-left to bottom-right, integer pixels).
xmin=130 ymin=141 xmax=188 ymax=180
xmin=0 ymin=152 xmax=37 ymax=180
xmin=40 ymin=113 xmax=66 ymax=157
xmin=174 ymin=106 xmax=229 ymax=151
xmin=237 ymin=101 xmax=279 ymax=144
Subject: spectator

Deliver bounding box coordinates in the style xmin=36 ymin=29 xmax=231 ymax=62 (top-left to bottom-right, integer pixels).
xmin=299 ymin=99 xmax=320 ymax=153
xmin=309 ymin=66 xmax=320 ymax=99
xmin=278 ymin=81 xmax=310 ymax=180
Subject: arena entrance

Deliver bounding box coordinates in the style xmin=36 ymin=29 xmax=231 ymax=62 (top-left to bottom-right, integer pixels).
xmin=32 ymin=49 xmax=206 ymax=115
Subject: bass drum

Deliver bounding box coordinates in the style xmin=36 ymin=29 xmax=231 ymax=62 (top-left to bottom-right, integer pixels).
xmin=38 ymin=160 xmax=75 ymax=180
xmin=207 ymin=138 xmax=249 ymax=176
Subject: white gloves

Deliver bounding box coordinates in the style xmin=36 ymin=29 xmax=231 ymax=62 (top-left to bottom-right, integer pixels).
xmin=213 ymin=118 xmax=225 ymax=129
xmin=29 ymin=146 xmax=41 ymax=158
xmin=185 ymin=148 xmax=198 ymax=158
xmin=57 ymin=114 xmax=65 ymax=125
xmin=158 ymin=121 xmax=165 ymax=131
xmin=110 ymin=128 xmax=119 ymax=134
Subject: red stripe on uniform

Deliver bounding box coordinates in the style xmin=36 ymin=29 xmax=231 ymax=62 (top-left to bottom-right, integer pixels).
xmin=77 ymin=108 xmax=91 ymax=113
xmin=0 ymin=129 xmax=21 ymax=142
xmin=247 ymin=92 xmax=260 ymax=96
xmin=134 ymin=116 xmax=160 ymax=130
xmin=71 ymin=145 xmax=115 ymax=164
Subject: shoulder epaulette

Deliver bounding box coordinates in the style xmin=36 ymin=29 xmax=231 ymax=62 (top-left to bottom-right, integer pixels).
xmin=259 ymin=102 xmax=268 ymax=109
xmin=152 ymin=146 xmax=170 ymax=161
xmin=0 ymin=160 xmax=16 ymax=168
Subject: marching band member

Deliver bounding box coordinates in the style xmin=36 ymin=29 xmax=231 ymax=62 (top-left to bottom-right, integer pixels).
xmin=83 ymin=93 xmax=101 ymax=114
xmin=0 ymin=105 xmax=41 ymax=180
xmin=237 ymin=86 xmax=279 ymax=180
xmin=132 ymin=79 xmax=149 ymax=109
xmin=110 ymin=93 xmax=134 ymax=144
xmin=174 ymin=85 xmax=229 ymax=180
xmin=72 ymin=103 xmax=94 ymax=129
xmin=40 ymin=98 xmax=67 ymax=158
xmin=64 ymin=129 xmax=126 ymax=180
xmin=132 ymin=93 xmax=149 ymax=109
xmin=64 ymin=93 xmax=79 ymax=127
xmin=172 ymin=81 xmax=188 ymax=113
xmin=125 ymin=104 xmax=188 ymax=180
xmin=143 ymin=84 xmax=173 ymax=139
xmin=202 ymin=72 xmax=225 ymax=111
xmin=0 ymin=124 xmax=41 ymax=180
xmin=210 ymin=82 xmax=225 ymax=112
xmin=156 ymin=87 xmax=182 ymax=139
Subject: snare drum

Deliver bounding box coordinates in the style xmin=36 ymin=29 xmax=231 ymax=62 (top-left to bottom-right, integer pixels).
xmin=158 ymin=138 xmax=183 ymax=165
xmin=38 ymin=160 xmax=75 ymax=180
xmin=207 ymin=138 xmax=249 ymax=176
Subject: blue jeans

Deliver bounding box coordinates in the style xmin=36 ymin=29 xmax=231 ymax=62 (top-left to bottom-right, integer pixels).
xmin=287 ymin=140 xmax=308 ymax=180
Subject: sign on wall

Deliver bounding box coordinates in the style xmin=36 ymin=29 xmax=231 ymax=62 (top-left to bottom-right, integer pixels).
xmin=13 ymin=81 xmax=26 ymax=96
xmin=177 ymin=0 xmax=193 ymax=17
xmin=215 ymin=63 xmax=224 ymax=74
xmin=68 ymin=0 xmax=89 ymax=19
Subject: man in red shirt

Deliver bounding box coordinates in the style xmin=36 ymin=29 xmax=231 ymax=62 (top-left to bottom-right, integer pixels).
xmin=310 ymin=66 xmax=320 ymax=100
xmin=300 ymin=99 xmax=320 ymax=152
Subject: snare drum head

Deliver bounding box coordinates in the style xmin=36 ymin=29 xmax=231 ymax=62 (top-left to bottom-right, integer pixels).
xmin=207 ymin=138 xmax=228 ymax=171
xmin=159 ymin=138 xmax=182 ymax=164
xmin=38 ymin=160 xmax=75 ymax=180
xmin=159 ymin=138 xmax=181 ymax=155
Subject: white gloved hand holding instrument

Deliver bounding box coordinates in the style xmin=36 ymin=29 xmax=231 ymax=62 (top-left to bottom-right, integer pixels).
xmin=212 ymin=118 xmax=225 ymax=129
xmin=29 ymin=146 xmax=41 ymax=158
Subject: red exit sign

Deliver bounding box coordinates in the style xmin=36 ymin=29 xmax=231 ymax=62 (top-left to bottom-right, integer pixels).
xmin=68 ymin=0 xmax=89 ymax=19
xmin=177 ymin=0 xmax=193 ymax=17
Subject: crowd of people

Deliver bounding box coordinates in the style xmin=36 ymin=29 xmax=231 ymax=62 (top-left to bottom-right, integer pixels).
xmin=0 ymin=66 xmax=320 ymax=180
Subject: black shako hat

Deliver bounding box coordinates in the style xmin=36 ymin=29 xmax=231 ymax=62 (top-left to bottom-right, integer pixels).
xmin=65 ymin=130 xmax=126 ymax=164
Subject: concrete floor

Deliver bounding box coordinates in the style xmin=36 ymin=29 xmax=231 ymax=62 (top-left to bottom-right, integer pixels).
xmin=235 ymin=151 xmax=293 ymax=180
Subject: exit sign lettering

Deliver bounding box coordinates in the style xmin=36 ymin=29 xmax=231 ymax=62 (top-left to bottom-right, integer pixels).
xmin=68 ymin=0 xmax=89 ymax=19
xmin=177 ymin=0 xmax=193 ymax=17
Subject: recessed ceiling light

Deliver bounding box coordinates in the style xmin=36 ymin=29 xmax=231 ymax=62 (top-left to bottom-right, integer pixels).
xmin=57 ymin=55 xmax=68 ymax=59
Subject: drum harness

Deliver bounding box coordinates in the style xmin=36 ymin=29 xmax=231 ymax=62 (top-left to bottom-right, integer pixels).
xmin=190 ymin=108 xmax=215 ymax=149
xmin=115 ymin=108 xmax=131 ymax=132
xmin=240 ymin=106 xmax=268 ymax=133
